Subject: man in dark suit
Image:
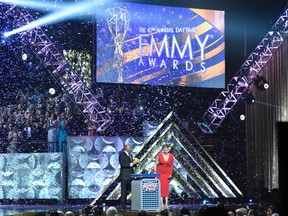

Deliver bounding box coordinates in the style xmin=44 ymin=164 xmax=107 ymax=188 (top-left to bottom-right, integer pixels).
xmin=119 ymin=144 xmax=140 ymax=210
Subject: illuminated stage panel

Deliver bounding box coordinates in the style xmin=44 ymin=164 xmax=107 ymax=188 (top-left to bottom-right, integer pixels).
xmin=0 ymin=153 xmax=63 ymax=200
xmin=67 ymin=136 xmax=145 ymax=199
xmin=96 ymin=3 xmax=225 ymax=88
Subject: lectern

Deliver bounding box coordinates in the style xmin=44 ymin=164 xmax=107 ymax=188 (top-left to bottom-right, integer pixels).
xmin=130 ymin=174 xmax=161 ymax=211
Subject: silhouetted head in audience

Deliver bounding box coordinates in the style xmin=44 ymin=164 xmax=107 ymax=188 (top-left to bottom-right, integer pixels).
xmin=235 ymin=207 xmax=247 ymax=216
xmin=198 ymin=205 xmax=209 ymax=216
xmin=48 ymin=212 xmax=60 ymax=216
xmin=106 ymin=206 xmax=118 ymax=216
xmin=179 ymin=207 xmax=191 ymax=216
xmin=216 ymin=201 xmax=225 ymax=209
xmin=160 ymin=209 xmax=168 ymax=216
xmin=82 ymin=205 xmax=93 ymax=216
xmin=91 ymin=205 xmax=104 ymax=216
xmin=203 ymin=206 xmax=228 ymax=216
xmin=64 ymin=211 xmax=75 ymax=216
xmin=136 ymin=210 xmax=147 ymax=216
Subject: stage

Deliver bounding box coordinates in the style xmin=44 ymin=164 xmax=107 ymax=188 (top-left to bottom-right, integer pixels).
xmin=0 ymin=1 xmax=286 ymax=216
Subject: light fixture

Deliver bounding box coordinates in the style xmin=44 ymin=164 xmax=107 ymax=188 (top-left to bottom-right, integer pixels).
xmin=254 ymin=76 xmax=269 ymax=91
xmin=3 ymin=1 xmax=95 ymax=37
xmin=22 ymin=53 xmax=28 ymax=61
xmin=244 ymin=92 xmax=256 ymax=105
xmin=240 ymin=114 xmax=245 ymax=121
xmin=49 ymin=88 xmax=56 ymax=95
xmin=0 ymin=34 xmax=6 ymax=45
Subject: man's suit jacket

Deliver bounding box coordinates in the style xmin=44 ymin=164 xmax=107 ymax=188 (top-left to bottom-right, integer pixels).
xmin=119 ymin=150 xmax=134 ymax=180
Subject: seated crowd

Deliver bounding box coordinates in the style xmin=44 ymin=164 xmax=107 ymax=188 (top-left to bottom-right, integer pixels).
xmin=44 ymin=203 xmax=281 ymax=216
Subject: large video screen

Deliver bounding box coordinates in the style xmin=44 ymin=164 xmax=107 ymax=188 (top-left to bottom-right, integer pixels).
xmin=96 ymin=2 xmax=225 ymax=88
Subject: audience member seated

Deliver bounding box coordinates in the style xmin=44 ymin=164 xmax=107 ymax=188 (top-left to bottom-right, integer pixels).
xmin=64 ymin=211 xmax=75 ymax=216
xmin=159 ymin=209 xmax=168 ymax=216
xmin=178 ymin=207 xmax=191 ymax=216
xmin=106 ymin=206 xmax=118 ymax=216
xmin=228 ymin=211 xmax=236 ymax=216
xmin=81 ymin=205 xmax=94 ymax=216
xmin=136 ymin=210 xmax=147 ymax=216
xmin=235 ymin=207 xmax=247 ymax=216
xmin=202 ymin=206 xmax=229 ymax=216
xmin=91 ymin=205 xmax=104 ymax=216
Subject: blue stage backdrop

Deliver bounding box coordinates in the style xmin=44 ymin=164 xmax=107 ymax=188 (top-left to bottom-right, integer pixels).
xmin=0 ymin=153 xmax=63 ymax=200
xmin=67 ymin=136 xmax=186 ymax=199
xmin=96 ymin=2 xmax=225 ymax=88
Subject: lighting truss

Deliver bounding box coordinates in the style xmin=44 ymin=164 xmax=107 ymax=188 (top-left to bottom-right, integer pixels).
xmin=197 ymin=7 xmax=288 ymax=134
xmin=0 ymin=3 xmax=112 ymax=132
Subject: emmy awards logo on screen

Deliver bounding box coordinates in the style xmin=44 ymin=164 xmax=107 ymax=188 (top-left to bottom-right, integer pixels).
xmin=105 ymin=4 xmax=130 ymax=83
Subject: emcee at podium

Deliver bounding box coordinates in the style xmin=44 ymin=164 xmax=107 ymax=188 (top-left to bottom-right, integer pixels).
xmin=153 ymin=144 xmax=174 ymax=210
xmin=119 ymin=144 xmax=140 ymax=210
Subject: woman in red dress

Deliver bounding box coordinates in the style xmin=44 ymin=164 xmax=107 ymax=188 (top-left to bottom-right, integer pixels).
xmin=153 ymin=144 xmax=174 ymax=209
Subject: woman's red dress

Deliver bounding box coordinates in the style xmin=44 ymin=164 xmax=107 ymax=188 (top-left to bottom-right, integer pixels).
xmin=156 ymin=153 xmax=174 ymax=197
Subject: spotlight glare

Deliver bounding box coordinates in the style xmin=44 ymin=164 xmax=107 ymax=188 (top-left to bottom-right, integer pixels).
xmin=240 ymin=114 xmax=245 ymax=121
xmin=49 ymin=88 xmax=56 ymax=95
xmin=3 ymin=32 xmax=9 ymax=38
xmin=1 ymin=38 xmax=5 ymax=44
xmin=22 ymin=53 xmax=28 ymax=61
xmin=0 ymin=0 xmax=62 ymax=11
xmin=264 ymin=83 xmax=269 ymax=90
xmin=3 ymin=1 xmax=95 ymax=37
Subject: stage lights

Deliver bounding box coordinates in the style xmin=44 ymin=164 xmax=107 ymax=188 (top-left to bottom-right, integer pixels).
xmin=22 ymin=52 xmax=28 ymax=61
xmin=0 ymin=0 xmax=62 ymax=12
xmin=3 ymin=0 xmax=96 ymax=38
xmin=49 ymin=87 xmax=56 ymax=95
xmin=244 ymin=92 xmax=256 ymax=105
xmin=0 ymin=36 xmax=5 ymax=45
xmin=240 ymin=114 xmax=245 ymax=121
xmin=254 ymin=76 xmax=269 ymax=91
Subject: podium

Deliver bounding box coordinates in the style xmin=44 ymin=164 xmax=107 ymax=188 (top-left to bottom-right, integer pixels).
xmin=131 ymin=174 xmax=161 ymax=211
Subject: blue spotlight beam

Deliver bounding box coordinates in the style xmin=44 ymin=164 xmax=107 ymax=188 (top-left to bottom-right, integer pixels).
xmin=3 ymin=1 xmax=95 ymax=37
xmin=0 ymin=0 xmax=61 ymax=11
xmin=0 ymin=3 xmax=112 ymax=132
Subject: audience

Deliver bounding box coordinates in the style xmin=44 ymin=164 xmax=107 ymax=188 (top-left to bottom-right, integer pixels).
xmin=235 ymin=207 xmax=247 ymax=216
xmin=106 ymin=206 xmax=118 ymax=216
xmin=0 ymin=84 xmax=141 ymax=153
xmin=64 ymin=211 xmax=75 ymax=216
xmin=136 ymin=210 xmax=148 ymax=216
xmin=228 ymin=211 xmax=236 ymax=216
xmin=179 ymin=207 xmax=191 ymax=216
xmin=0 ymin=89 xmax=83 ymax=153
xmin=81 ymin=205 xmax=94 ymax=216
xmin=91 ymin=206 xmax=105 ymax=216
xmin=202 ymin=206 xmax=229 ymax=216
